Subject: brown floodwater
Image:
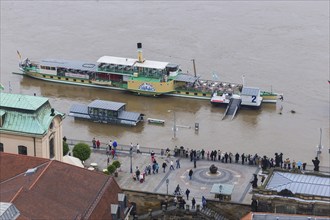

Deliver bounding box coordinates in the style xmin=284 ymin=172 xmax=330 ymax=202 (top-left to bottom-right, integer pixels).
xmin=1 ymin=1 xmax=329 ymax=165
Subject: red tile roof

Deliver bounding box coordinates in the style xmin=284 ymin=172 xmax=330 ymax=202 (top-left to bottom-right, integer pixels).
xmin=0 ymin=152 xmax=123 ymax=220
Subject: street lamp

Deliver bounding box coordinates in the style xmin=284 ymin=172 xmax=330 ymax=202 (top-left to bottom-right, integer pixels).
xmin=130 ymin=147 xmax=133 ymax=173
xmin=166 ymin=179 xmax=169 ymax=195
xmin=168 ymin=110 xmax=177 ymax=139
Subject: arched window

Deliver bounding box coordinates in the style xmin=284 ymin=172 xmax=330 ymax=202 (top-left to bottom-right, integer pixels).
xmin=18 ymin=145 xmax=27 ymax=155
xmin=49 ymin=138 xmax=55 ymax=159
xmin=0 ymin=143 xmax=3 ymax=152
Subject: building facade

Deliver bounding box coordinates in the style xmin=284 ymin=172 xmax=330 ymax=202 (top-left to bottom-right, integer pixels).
xmin=0 ymin=92 xmax=65 ymax=161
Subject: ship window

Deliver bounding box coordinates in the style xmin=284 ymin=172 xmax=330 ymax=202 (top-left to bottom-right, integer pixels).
xmin=18 ymin=145 xmax=27 ymax=155
xmin=58 ymin=77 xmax=61 ymax=80
xmin=81 ymin=80 xmax=84 ymax=83
xmin=185 ymin=92 xmax=189 ymax=95
xmin=50 ymin=76 xmax=53 ymax=79
xmin=176 ymin=91 xmax=180 ymax=94
xmin=203 ymin=93 xmax=206 ymax=96
xmin=194 ymin=93 xmax=197 ymax=96
xmin=73 ymin=79 xmax=76 ymax=82
xmin=51 ymin=67 xmax=56 ymax=70
xmin=0 ymin=143 xmax=3 ymax=152
xmin=46 ymin=66 xmax=50 ymax=70
xmin=66 ymin=78 xmax=69 ymax=80
xmin=43 ymin=75 xmax=46 ymax=77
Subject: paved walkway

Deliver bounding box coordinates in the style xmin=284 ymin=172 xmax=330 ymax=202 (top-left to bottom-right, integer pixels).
xmin=85 ymin=149 xmax=259 ymax=206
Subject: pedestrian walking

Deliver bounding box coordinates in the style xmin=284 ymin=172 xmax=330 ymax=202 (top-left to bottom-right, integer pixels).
xmin=136 ymin=143 xmax=141 ymax=154
xmin=170 ymin=160 xmax=175 ymax=170
xmin=96 ymin=139 xmax=100 ymax=149
xmin=191 ymin=197 xmax=196 ymax=209
xmin=92 ymin=137 xmax=96 ymax=149
xmin=162 ymin=161 xmax=167 ymax=173
xmin=202 ymin=196 xmax=207 ymax=208
xmin=135 ymin=167 xmax=140 ymax=181
xmin=151 ymin=151 xmax=155 ymax=162
xmin=188 ymin=169 xmax=193 ymax=180
xmin=176 ymin=158 xmax=180 ymax=169
xmin=193 ymin=157 xmax=197 ymax=168
xmin=108 ymin=140 xmax=112 ymax=151
xmin=185 ymin=188 xmax=190 ymax=200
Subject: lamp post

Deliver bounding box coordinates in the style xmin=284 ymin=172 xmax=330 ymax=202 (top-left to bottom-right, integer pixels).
xmin=130 ymin=147 xmax=133 ymax=173
xmin=168 ymin=110 xmax=177 ymax=139
xmin=166 ymin=179 xmax=169 ymax=195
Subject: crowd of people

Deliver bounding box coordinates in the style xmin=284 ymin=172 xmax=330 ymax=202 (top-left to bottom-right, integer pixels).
xmin=171 ymin=146 xmax=315 ymax=172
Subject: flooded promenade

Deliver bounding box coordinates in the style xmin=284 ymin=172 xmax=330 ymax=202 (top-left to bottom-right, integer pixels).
xmin=79 ymin=142 xmax=330 ymax=209
xmin=1 ymin=1 xmax=329 ymax=164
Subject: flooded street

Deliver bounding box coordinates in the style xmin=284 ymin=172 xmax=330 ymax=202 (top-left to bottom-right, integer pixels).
xmin=1 ymin=1 xmax=329 ymax=164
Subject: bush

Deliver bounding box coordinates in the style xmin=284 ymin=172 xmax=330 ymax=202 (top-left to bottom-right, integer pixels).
xmin=72 ymin=142 xmax=91 ymax=161
xmin=112 ymin=160 xmax=121 ymax=169
xmin=107 ymin=164 xmax=116 ymax=175
xmin=63 ymin=141 xmax=69 ymax=156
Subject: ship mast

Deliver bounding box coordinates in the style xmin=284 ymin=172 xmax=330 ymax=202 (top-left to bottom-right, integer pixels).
xmin=192 ymin=59 xmax=197 ymax=77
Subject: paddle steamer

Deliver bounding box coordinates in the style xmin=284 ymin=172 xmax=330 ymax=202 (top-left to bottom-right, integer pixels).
xmin=16 ymin=43 xmax=279 ymax=104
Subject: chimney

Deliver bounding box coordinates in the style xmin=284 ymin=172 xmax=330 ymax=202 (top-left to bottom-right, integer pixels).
xmin=137 ymin=43 xmax=143 ymax=63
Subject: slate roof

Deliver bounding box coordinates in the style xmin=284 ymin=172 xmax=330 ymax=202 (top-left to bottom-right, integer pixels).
xmin=241 ymin=87 xmax=260 ymax=96
xmin=174 ymin=74 xmax=197 ymax=83
xmin=0 ymin=152 xmax=123 ymax=220
xmin=40 ymin=59 xmax=98 ymax=72
xmin=118 ymin=111 xmax=142 ymax=122
xmin=0 ymin=93 xmax=65 ymax=136
xmin=0 ymin=202 xmax=20 ymax=220
xmin=266 ymin=171 xmax=330 ymax=197
xmin=88 ymin=100 xmax=125 ymax=111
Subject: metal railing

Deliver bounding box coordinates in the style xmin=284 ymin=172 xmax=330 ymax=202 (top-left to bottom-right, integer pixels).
xmin=66 ymin=138 xmax=166 ymax=155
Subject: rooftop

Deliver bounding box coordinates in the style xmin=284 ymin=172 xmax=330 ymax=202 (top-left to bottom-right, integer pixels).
xmin=88 ymin=100 xmax=126 ymax=111
xmin=0 ymin=152 xmax=123 ymax=220
xmin=0 ymin=92 xmax=48 ymax=111
xmin=40 ymin=59 xmax=98 ymax=72
xmin=266 ymin=171 xmax=330 ymax=197
xmin=0 ymin=93 xmax=65 ymax=136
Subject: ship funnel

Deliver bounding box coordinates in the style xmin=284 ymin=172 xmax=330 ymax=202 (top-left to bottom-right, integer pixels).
xmin=137 ymin=42 xmax=144 ymax=63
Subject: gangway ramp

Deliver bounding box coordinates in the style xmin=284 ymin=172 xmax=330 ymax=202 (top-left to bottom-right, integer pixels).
xmin=222 ymin=97 xmax=241 ymax=120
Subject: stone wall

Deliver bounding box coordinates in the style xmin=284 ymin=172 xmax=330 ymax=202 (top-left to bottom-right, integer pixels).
xmin=206 ymin=199 xmax=251 ymax=220
xmin=123 ymin=189 xmax=174 ymax=215
xmin=123 ymin=189 xmax=251 ymax=219
xmin=253 ymin=195 xmax=330 ymax=217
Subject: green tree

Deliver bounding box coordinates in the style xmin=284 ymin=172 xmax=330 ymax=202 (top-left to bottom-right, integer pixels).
xmin=63 ymin=141 xmax=69 ymax=156
xmin=107 ymin=164 xmax=116 ymax=175
xmin=72 ymin=142 xmax=91 ymax=161
xmin=112 ymin=160 xmax=121 ymax=169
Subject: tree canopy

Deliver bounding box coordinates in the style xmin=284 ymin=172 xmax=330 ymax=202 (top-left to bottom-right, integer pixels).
xmin=72 ymin=142 xmax=91 ymax=161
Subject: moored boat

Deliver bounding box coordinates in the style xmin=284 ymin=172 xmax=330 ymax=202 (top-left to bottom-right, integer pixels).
xmin=16 ymin=43 xmax=280 ymax=103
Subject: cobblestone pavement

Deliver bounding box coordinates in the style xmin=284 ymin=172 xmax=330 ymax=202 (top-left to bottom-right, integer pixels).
xmin=85 ymin=150 xmax=260 ymax=206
